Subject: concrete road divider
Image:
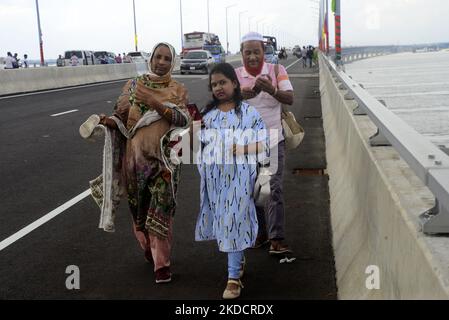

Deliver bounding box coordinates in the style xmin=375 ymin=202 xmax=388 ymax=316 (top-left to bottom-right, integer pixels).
xmin=0 ymin=55 xmax=242 ymax=96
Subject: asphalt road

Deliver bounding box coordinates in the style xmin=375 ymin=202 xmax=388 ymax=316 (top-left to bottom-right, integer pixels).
xmin=0 ymin=56 xmax=337 ymax=300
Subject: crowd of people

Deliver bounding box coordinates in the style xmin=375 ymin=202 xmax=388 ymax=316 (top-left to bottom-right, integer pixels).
xmin=80 ymin=32 xmax=296 ymax=300
xmin=3 ymin=52 xmax=28 ymax=69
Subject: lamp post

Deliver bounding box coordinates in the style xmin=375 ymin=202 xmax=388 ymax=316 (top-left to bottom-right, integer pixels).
xmin=225 ymin=4 xmax=237 ymax=55
xmin=207 ymin=0 xmax=210 ymax=34
xmin=238 ymin=10 xmax=248 ymax=43
xmin=256 ymin=18 xmax=265 ymax=34
xmin=35 ymin=0 xmax=45 ymax=66
xmin=248 ymin=16 xmax=255 ymax=32
xmin=180 ymin=0 xmax=184 ymax=53
xmin=133 ymin=0 xmax=138 ymax=52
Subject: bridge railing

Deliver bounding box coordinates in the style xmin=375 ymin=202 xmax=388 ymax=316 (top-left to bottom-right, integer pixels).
xmin=320 ymin=53 xmax=449 ymax=234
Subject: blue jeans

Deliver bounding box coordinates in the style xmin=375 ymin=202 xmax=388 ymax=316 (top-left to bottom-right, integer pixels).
xmin=228 ymin=251 xmax=244 ymax=279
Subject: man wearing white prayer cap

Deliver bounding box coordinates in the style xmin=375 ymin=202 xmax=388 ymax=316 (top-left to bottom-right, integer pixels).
xmin=235 ymin=31 xmax=294 ymax=255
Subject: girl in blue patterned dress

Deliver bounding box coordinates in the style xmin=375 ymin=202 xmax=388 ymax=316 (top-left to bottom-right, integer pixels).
xmin=194 ymin=63 xmax=268 ymax=299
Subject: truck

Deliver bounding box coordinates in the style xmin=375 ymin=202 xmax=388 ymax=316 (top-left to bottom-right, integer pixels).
xmin=182 ymin=31 xmax=226 ymax=63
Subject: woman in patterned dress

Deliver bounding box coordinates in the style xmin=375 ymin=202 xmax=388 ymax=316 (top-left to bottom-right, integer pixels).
xmin=194 ymin=63 xmax=268 ymax=299
xmin=97 ymin=42 xmax=191 ymax=284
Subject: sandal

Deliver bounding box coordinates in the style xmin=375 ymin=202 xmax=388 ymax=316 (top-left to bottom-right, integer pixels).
xmin=223 ymin=279 xmax=244 ymax=300
xmin=269 ymin=240 xmax=292 ymax=255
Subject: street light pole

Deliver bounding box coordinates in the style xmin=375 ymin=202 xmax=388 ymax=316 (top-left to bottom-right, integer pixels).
xmin=256 ymin=18 xmax=265 ymax=34
xmin=248 ymin=16 xmax=255 ymax=32
xmin=238 ymin=11 xmax=248 ymax=43
xmin=35 ymin=0 xmax=45 ymax=66
xmin=225 ymin=4 xmax=237 ymax=55
xmin=207 ymin=0 xmax=210 ymax=34
xmin=180 ymin=0 xmax=184 ymax=54
xmin=133 ymin=0 xmax=138 ymax=52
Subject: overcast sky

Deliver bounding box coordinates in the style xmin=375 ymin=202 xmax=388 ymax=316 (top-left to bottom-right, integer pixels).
xmin=0 ymin=0 xmax=448 ymax=60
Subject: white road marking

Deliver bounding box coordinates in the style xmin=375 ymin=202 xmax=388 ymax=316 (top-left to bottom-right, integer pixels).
xmin=285 ymin=58 xmax=302 ymax=70
xmin=0 ymin=189 xmax=91 ymax=252
xmin=0 ymin=79 xmax=129 ymax=100
xmin=50 ymin=109 xmax=79 ymax=117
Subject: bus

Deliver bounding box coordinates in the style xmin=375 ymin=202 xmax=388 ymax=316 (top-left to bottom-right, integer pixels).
xmin=182 ymin=31 xmax=224 ymax=62
xmin=263 ymin=36 xmax=278 ymax=52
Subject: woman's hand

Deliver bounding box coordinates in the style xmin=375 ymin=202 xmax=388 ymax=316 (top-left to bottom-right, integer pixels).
xmin=99 ymin=114 xmax=117 ymax=129
xmin=255 ymin=75 xmax=276 ymax=95
xmin=134 ymin=80 xmax=163 ymax=109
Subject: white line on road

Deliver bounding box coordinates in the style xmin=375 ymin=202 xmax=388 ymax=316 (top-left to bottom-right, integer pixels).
xmin=285 ymin=58 xmax=302 ymax=71
xmin=0 ymin=189 xmax=91 ymax=252
xmin=0 ymin=79 xmax=128 ymax=100
xmin=50 ymin=109 xmax=79 ymax=117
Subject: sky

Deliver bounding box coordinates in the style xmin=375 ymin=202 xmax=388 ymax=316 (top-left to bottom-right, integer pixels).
xmin=0 ymin=0 xmax=448 ymax=60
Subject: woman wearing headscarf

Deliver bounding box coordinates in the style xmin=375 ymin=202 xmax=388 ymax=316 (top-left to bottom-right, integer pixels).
xmin=81 ymin=42 xmax=191 ymax=284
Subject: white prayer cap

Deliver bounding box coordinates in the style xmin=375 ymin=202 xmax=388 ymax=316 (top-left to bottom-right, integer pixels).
xmin=241 ymin=31 xmax=264 ymax=44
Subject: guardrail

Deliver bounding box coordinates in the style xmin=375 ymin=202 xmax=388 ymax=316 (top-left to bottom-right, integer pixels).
xmin=320 ymin=53 xmax=449 ymax=234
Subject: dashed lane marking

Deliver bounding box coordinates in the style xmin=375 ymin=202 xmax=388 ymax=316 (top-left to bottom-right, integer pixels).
xmin=0 ymin=189 xmax=91 ymax=252
xmin=50 ymin=109 xmax=79 ymax=117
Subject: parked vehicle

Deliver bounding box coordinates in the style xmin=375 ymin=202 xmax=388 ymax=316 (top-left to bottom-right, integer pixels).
xmin=203 ymin=44 xmax=226 ymax=63
xmin=180 ymin=50 xmax=215 ymax=74
xmin=94 ymin=51 xmax=117 ymax=64
xmin=64 ymin=50 xmax=96 ymax=66
xmin=264 ymin=45 xmax=279 ymax=64
xmin=127 ymin=51 xmax=150 ymax=63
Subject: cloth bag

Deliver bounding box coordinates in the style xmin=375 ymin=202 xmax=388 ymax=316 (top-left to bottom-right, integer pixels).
xmin=273 ymin=64 xmax=305 ymax=150
xmin=253 ymin=166 xmax=272 ymax=207
xmin=281 ymin=105 xmax=305 ymax=150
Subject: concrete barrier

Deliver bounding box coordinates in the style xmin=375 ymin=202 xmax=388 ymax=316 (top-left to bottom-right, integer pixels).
xmin=0 ymin=63 xmax=147 ymax=96
xmin=0 ymin=54 xmax=242 ymax=96
xmin=319 ymin=55 xmax=449 ymax=299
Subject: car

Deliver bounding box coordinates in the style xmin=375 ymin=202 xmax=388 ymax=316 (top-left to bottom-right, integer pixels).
xmin=180 ymin=50 xmax=215 ymax=74
xmin=64 ymin=50 xmax=96 ymax=66
xmin=264 ymin=45 xmax=278 ymax=64
xmin=127 ymin=51 xmax=150 ymax=63
xmin=94 ymin=51 xmax=117 ymax=64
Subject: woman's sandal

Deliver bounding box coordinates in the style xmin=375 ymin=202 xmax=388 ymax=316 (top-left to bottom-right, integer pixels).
xmin=223 ymin=279 xmax=244 ymax=300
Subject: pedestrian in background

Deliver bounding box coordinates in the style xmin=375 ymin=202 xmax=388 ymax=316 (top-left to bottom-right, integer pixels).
xmin=13 ymin=53 xmax=20 ymax=68
xmin=71 ymin=53 xmax=79 ymax=66
xmin=56 ymin=54 xmax=65 ymax=67
xmin=5 ymin=52 xmax=15 ymax=69
xmin=23 ymin=54 xmax=29 ymax=68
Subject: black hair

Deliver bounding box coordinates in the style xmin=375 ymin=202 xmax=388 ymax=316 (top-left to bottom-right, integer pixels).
xmin=202 ymin=63 xmax=243 ymax=116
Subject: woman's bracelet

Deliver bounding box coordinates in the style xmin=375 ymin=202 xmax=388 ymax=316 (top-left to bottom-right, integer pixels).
xmin=271 ymin=87 xmax=278 ymax=96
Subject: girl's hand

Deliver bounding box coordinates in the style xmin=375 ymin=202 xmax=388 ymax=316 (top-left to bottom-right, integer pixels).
xmin=135 ymin=81 xmax=162 ymax=109
xmin=255 ymin=75 xmax=276 ymax=95
xmin=231 ymin=144 xmax=246 ymax=156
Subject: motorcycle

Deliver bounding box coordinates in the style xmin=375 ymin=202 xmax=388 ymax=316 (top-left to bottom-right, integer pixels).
xmin=278 ymin=50 xmax=288 ymax=60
